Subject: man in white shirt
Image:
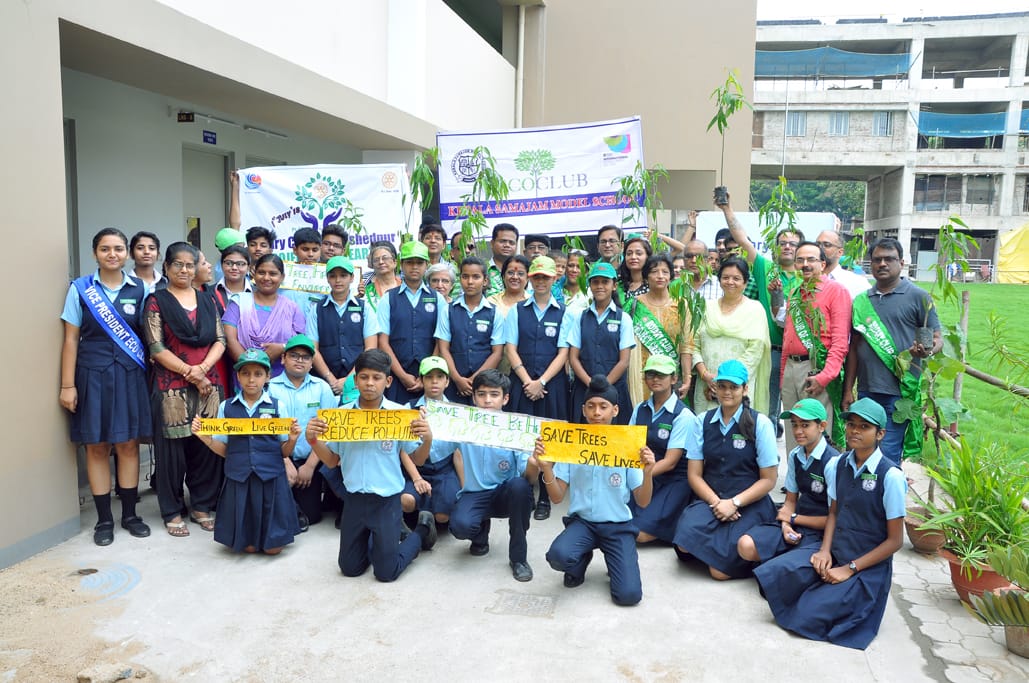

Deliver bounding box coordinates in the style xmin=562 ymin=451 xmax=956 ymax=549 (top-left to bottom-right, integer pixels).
xmin=816 ymin=231 xmax=870 ymax=300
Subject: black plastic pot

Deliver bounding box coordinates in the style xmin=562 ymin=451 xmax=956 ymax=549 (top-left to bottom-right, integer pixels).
xmin=915 ymin=326 xmax=934 ymax=349
xmin=713 ymin=186 xmax=729 ymax=206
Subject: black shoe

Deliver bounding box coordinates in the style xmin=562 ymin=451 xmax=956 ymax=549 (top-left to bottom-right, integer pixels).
xmin=564 ymin=572 xmax=586 ymax=588
xmin=297 ymin=512 xmax=310 ymax=533
xmin=673 ymin=546 xmax=691 ymax=562
xmin=93 ymin=521 xmax=115 ymax=546
xmin=470 ymin=541 xmax=490 ymax=556
xmin=400 ymin=519 xmax=412 ymax=542
xmin=533 ymin=501 xmax=551 ymax=521
xmin=416 ymin=510 xmax=438 ymax=551
xmin=334 ymin=510 xmax=342 ymax=530
xmin=510 ymin=561 xmax=533 ymax=582
xmin=120 ymin=516 xmax=150 ymax=538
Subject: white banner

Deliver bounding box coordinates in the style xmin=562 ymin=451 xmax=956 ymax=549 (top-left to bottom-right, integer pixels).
xmin=237 ymin=164 xmax=413 ymax=264
xmin=437 ymin=116 xmax=646 ymax=238
xmin=424 ymin=399 xmax=544 ymax=453
xmin=695 ymin=211 xmax=842 ymax=257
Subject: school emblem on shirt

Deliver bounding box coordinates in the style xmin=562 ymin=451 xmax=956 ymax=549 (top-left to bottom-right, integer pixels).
xmin=810 ymin=479 xmax=825 ymax=494
xmin=476 ymin=321 xmax=489 ymax=333
xmin=380 ymin=440 xmax=394 ymax=452
xmin=425 ymin=303 xmax=436 ymax=313
xmin=608 ymin=473 xmax=622 ymax=487
xmin=497 ymin=459 xmax=511 ymax=472
xmin=350 ymin=312 xmax=361 ymax=323
xmin=544 ymin=325 xmax=557 ymax=337
xmin=861 ymin=472 xmax=878 ymax=491
xmin=657 ymin=428 xmax=670 ymax=440
xmin=732 ymin=435 xmax=747 ymax=450
xmin=607 ymin=322 xmax=619 ymax=333
xmin=122 ymin=303 xmax=136 ymax=316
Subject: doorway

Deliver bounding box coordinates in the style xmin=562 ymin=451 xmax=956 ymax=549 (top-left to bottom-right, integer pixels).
xmin=182 ymin=146 xmax=228 ymax=262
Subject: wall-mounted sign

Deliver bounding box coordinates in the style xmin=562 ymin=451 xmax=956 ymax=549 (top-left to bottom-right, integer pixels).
xmin=202 ymin=130 xmax=216 ymax=145
xmin=177 ymin=111 xmax=195 ymax=123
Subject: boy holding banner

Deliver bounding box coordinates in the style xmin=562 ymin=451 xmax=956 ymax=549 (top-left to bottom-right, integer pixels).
xmin=305 ymin=349 xmax=438 ymax=582
xmin=448 ymin=369 xmax=539 ymax=582
xmin=533 ymin=374 xmax=656 ymax=606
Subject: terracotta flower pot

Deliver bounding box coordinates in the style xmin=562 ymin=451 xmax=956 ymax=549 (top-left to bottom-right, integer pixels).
xmin=905 ymin=507 xmax=945 ymax=555
xmin=940 ymin=549 xmax=1014 ymax=604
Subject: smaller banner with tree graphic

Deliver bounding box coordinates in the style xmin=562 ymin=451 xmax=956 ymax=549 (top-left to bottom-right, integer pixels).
xmin=437 ymin=116 xmax=645 ymax=237
xmin=237 ymin=164 xmax=413 ymax=263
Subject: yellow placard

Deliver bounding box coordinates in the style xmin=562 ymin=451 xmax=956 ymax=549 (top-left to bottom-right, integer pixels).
xmin=196 ymin=418 xmax=294 ymax=435
xmin=538 ymin=422 xmax=647 ymax=469
xmin=317 ymin=409 xmax=419 ymax=442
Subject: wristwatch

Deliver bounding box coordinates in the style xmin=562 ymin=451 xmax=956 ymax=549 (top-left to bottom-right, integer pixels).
xmin=848 ymin=561 xmax=859 ymax=573
xmin=790 ymin=512 xmax=798 ymax=522
xmin=731 ymin=496 xmax=742 ymax=509
xmin=540 ymin=378 xmax=547 ymax=387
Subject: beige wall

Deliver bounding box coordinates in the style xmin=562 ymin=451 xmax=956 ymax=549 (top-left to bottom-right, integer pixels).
xmin=0 ymin=0 xmax=81 ymax=565
xmin=520 ymin=0 xmax=756 ymax=211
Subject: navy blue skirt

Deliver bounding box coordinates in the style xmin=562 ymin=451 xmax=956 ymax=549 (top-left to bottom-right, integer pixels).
xmin=754 ymin=549 xmax=893 ymax=650
xmin=508 ymin=370 xmax=570 ymax=421
xmin=748 ymin=522 xmax=824 ymax=564
xmin=402 ymin=465 xmax=460 ymax=516
xmin=630 ymin=476 xmax=692 ymax=543
xmin=214 ymin=473 xmax=300 ymax=552
xmin=72 ymin=362 xmax=151 ymax=444
xmin=673 ymin=495 xmax=776 ymax=578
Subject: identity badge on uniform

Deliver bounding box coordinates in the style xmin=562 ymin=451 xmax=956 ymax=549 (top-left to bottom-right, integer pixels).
xmin=425 ymin=303 xmax=436 ymax=313
xmin=810 ymin=474 xmax=825 ymax=494
xmin=732 ymin=434 xmax=747 ymax=450
xmin=861 ymin=472 xmax=878 ymax=491
xmin=544 ymin=324 xmax=557 ymax=337
xmin=476 ymin=321 xmax=489 ymax=333
xmin=379 ymin=440 xmax=394 ymax=452
xmin=123 ymin=303 xmax=136 ymax=315
xmin=657 ymin=423 xmax=672 ymax=440
xmin=608 ymin=472 xmax=623 ymax=487
xmin=607 ymin=323 xmax=619 ymax=333
xmin=349 ymin=312 xmax=360 ymax=323
xmin=498 ymin=459 xmax=511 ymax=473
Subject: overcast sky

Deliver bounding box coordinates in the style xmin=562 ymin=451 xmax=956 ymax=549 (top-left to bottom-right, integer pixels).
xmin=756 ymin=0 xmax=1027 ymax=23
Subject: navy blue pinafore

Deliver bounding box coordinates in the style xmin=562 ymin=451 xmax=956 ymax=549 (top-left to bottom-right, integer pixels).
xmin=507 ymin=302 xmax=569 ymax=420
xmin=629 ymin=399 xmax=692 ymax=542
xmin=570 ymin=307 xmax=631 ymax=424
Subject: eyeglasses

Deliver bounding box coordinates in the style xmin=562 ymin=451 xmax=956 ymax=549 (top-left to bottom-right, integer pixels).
xmin=222 ymin=260 xmax=248 ymax=269
xmin=777 ymin=240 xmax=800 ymax=248
xmin=598 ymin=238 xmax=620 ymax=246
xmin=795 ymin=256 xmax=822 ymax=265
xmin=371 ymin=255 xmax=395 ymax=263
xmin=321 ymin=240 xmax=343 ymax=249
xmin=286 ymin=352 xmax=313 ymax=362
xmin=816 ymin=241 xmax=841 ymax=249
xmin=871 ymin=256 xmax=900 ymax=264
xmin=169 ymin=261 xmax=196 ymax=271
xmin=505 ymin=270 xmax=527 ymax=278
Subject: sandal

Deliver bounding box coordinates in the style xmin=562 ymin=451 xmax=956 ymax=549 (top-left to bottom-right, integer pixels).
xmin=165 ymin=520 xmax=190 ymax=537
xmin=189 ymin=512 xmax=216 ymax=532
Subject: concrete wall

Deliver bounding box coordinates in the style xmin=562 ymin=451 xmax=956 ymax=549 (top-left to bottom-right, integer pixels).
xmin=757 ymin=110 xmax=910 ymax=154
xmin=0 ymin=0 xmax=81 ymax=567
xmin=62 ymin=69 xmax=363 ymax=276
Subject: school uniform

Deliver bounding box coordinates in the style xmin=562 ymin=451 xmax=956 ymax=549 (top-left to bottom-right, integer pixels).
xmin=754 ymin=448 xmax=906 ymax=650
xmin=397 ymin=396 xmax=461 ymax=516
xmin=502 ymin=296 xmax=572 ymax=419
xmin=211 ymin=392 xmax=300 ymax=552
xmin=435 ymin=295 xmax=505 ymax=405
xmin=673 ymin=405 xmax=779 ymax=578
xmin=545 ymin=463 xmax=646 ymax=605
xmin=376 ymin=281 xmax=446 ymax=405
xmin=307 ymin=294 xmax=377 ymax=382
xmin=327 ymin=397 xmax=425 ymax=582
xmin=747 ymin=439 xmax=840 ymax=562
xmin=567 ymin=302 xmax=635 ymax=425
xmin=61 ymin=271 xmax=151 ymax=444
xmin=268 ymin=372 xmax=338 ymax=524
xmin=628 ymin=395 xmax=694 ymax=543
xmin=449 ymin=443 xmax=533 ymax=564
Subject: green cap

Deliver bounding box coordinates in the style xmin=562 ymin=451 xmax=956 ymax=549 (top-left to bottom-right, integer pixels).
xmin=588 ymin=262 xmax=617 ymax=280
xmin=325 ymin=255 xmax=355 ymax=274
xmin=713 ymin=359 xmax=748 ymax=385
xmin=399 ymin=241 xmax=430 ymax=262
xmin=419 ymin=356 xmax=450 ymax=377
xmin=528 ymin=256 xmax=557 ymax=277
xmin=234 ymin=348 xmax=271 ymax=371
xmin=781 ymin=398 xmax=827 ymax=422
xmin=283 ymin=334 xmax=315 ymax=355
xmin=643 ymin=354 xmax=678 ymax=375
xmin=841 ymin=397 xmax=888 ymax=429
xmin=340 ymin=374 xmax=359 ymax=404
xmin=215 ymin=228 xmax=246 ymax=251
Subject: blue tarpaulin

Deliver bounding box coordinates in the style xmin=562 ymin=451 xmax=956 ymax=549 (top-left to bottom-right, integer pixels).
xmin=1021 ymin=109 xmax=1029 ymax=133
xmin=755 ymin=47 xmax=911 ymax=77
xmin=918 ymin=111 xmax=1006 ymax=138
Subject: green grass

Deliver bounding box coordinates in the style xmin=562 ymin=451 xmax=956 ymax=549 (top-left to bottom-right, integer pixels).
xmin=917 ymin=282 xmax=1029 ymax=475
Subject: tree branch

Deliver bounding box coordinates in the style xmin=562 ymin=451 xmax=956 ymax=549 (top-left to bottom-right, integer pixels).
xmin=963 ymin=363 xmax=1029 ymax=398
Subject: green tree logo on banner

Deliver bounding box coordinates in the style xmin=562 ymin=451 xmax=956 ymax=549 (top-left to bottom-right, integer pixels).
xmin=295 ymin=173 xmax=347 ymax=228
xmin=514 ymin=149 xmax=556 ymax=197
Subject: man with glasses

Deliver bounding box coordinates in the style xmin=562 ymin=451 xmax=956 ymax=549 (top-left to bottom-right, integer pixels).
xmin=596 ymin=225 xmax=623 ymax=267
xmin=486 ymin=223 xmax=519 ymax=296
xmin=843 ymin=238 xmax=940 ymax=463
xmin=815 ymin=230 xmax=869 ymax=300
xmin=781 ymin=241 xmax=852 ymax=453
xmin=675 ymin=240 xmax=723 ymax=301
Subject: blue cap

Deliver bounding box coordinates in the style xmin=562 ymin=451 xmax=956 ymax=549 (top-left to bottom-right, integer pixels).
xmin=713 ymin=359 xmax=748 ymax=385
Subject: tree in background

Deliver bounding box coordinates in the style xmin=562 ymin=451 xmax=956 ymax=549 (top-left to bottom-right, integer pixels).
xmin=750 ymin=180 xmax=866 ymax=227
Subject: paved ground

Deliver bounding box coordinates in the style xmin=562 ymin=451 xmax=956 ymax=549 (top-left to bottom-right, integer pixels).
xmin=2 ymin=461 xmax=1027 ymax=682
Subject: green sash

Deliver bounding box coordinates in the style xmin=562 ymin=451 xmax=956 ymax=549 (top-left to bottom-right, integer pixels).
xmin=851 ymin=293 xmax=925 ymax=459
xmin=628 ymin=299 xmax=677 ymax=359
xmin=788 ymin=289 xmax=845 ymax=446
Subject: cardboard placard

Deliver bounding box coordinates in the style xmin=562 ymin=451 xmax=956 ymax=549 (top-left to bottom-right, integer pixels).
xmin=196 ymin=418 xmax=294 ymax=435
xmin=424 ymin=399 xmax=541 ymax=453
xmin=538 ymin=422 xmax=647 ymax=469
xmin=316 ymin=409 xmax=419 ymax=442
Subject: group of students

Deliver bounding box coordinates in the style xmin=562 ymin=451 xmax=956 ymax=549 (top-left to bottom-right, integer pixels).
xmin=61 ymin=220 xmax=907 ymax=651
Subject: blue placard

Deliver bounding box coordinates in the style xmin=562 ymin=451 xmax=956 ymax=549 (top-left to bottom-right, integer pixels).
xmin=203 ymin=130 xmax=217 ymax=145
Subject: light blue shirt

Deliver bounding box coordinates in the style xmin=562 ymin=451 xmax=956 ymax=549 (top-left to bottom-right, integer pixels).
xmin=214 ymin=277 xmax=252 ymax=308
xmin=784 ymin=438 xmax=829 ymax=493
xmin=268 ymin=373 xmax=337 ymax=461
xmin=60 ymin=270 xmax=137 ymax=327
xmin=552 ymin=463 xmax=643 ymax=523
xmin=403 ymin=396 xmax=459 ymax=464
xmin=305 ymin=295 xmax=378 ymax=342
xmin=628 ymin=394 xmax=694 ymax=452
xmin=280 ymin=288 xmax=321 ymax=322
xmin=434 ymin=295 xmax=506 ymax=346
xmin=825 ymin=448 xmax=907 ymax=520
xmin=501 ymin=296 xmax=572 ymax=347
xmin=685 ymin=405 xmax=779 ymax=469
xmin=564 ymin=301 xmax=635 ymax=350
xmin=212 ymin=391 xmax=287 ymax=445
xmin=376 ymin=280 xmax=445 ymax=335
xmin=459 ymin=443 xmax=528 ymax=493
xmin=327 ymin=397 xmax=411 ymax=496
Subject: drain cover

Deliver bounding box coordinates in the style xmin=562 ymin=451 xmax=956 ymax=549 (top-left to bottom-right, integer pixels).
xmin=485 ymin=589 xmax=556 ymax=618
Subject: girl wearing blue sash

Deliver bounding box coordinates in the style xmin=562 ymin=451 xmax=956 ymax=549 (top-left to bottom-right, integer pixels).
xmin=673 ymin=360 xmax=779 ymax=579
xmin=753 ymin=398 xmax=906 ymax=650
xmin=629 ymin=354 xmax=694 ymax=544
xmin=60 ymin=228 xmax=153 ymax=546
xmin=568 ymin=262 xmax=635 ymax=425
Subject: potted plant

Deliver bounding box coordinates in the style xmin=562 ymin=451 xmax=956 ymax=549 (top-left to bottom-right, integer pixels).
xmin=918 ymin=437 xmax=1029 ymax=603
xmin=917 ymin=216 xmax=976 ymax=348
xmin=965 ymin=545 xmax=1029 ymax=657
xmin=706 ymin=69 xmax=751 ymax=207
xmin=757 ymin=175 xmax=798 ymax=312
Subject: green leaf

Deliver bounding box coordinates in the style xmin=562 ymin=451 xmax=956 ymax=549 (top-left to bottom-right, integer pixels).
xmin=892 ymin=398 xmax=922 ymax=424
